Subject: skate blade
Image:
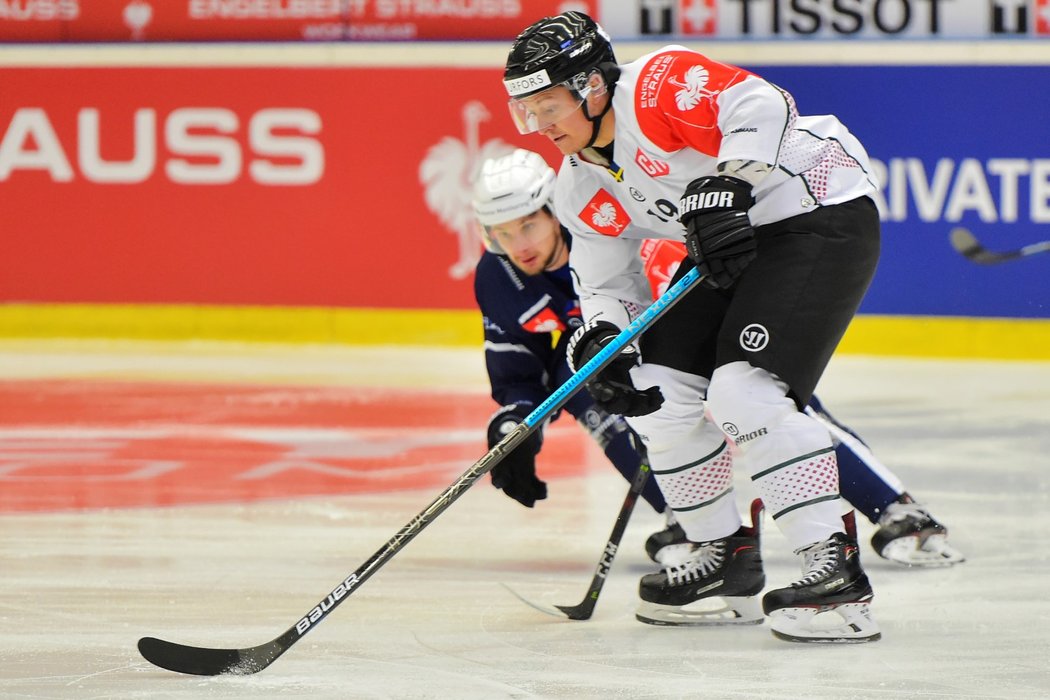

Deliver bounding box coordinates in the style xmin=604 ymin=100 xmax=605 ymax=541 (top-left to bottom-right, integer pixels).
xmin=880 ymin=534 xmax=965 ymax=568
xmin=499 ymin=583 xmax=570 ymax=619
xmin=768 ymin=602 xmax=880 ymax=643
xmin=636 ymin=596 xmax=764 ymax=627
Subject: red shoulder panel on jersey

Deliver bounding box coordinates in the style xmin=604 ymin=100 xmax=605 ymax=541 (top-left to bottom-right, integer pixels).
xmin=634 ymin=50 xmax=752 ymax=156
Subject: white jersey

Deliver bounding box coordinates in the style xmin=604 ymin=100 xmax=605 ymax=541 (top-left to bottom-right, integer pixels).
xmin=555 ymin=45 xmax=879 ymax=330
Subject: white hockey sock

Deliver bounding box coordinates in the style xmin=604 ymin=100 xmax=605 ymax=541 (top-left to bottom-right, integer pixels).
xmin=752 ymin=444 xmax=844 ymax=549
xmin=707 ymin=362 xmax=844 ymax=550
xmin=628 ymin=363 xmax=742 ymax=543
xmin=648 ymin=429 xmax=741 ymax=543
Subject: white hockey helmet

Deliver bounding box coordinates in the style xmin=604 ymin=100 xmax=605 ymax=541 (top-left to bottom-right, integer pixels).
xmin=472 ymin=149 xmax=557 ymax=254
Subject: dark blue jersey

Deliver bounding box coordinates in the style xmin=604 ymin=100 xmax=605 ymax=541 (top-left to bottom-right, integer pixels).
xmin=473 ymin=235 xmax=665 ymax=513
xmin=473 ymin=237 xmax=583 ymax=411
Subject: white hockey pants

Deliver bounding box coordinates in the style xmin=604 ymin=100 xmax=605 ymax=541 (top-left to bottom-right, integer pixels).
xmin=628 ymin=360 xmax=845 ymax=550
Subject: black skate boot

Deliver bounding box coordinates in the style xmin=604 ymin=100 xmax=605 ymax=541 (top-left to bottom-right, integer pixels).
xmin=645 ymin=513 xmax=698 ymax=566
xmin=872 ymin=493 xmax=964 ymax=567
xmin=763 ymin=524 xmax=880 ymax=643
xmin=636 ymin=499 xmax=765 ymax=626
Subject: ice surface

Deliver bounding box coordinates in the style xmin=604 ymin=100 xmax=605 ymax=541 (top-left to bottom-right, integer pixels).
xmin=0 ymin=340 xmax=1047 ymax=699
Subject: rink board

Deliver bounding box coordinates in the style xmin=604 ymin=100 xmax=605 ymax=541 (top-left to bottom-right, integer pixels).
xmin=1 ymin=44 xmax=1047 ymax=358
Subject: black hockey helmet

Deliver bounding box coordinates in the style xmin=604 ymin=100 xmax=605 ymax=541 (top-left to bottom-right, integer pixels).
xmin=502 ymin=12 xmax=618 ymax=139
xmin=503 ymin=11 xmax=616 ymax=101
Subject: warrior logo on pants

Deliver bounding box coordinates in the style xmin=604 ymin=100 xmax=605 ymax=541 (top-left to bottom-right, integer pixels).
xmin=740 ymin=323 xmax=769 ymax=352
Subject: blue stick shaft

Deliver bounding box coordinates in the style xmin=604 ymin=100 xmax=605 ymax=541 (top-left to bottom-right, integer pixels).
xmin=522 ymin=266 xmax=702 ymax=429
xmin=135 ymin=266 xmax=706 ymax=677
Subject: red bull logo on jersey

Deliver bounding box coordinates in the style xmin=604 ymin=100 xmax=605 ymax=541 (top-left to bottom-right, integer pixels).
xmin=581 ymin=189 xmax=631 ymax=237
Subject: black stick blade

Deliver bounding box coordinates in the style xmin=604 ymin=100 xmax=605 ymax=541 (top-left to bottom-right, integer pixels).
xmin=499 ymin=583 xmax=570 ymax=619
xmin=500 ymin=583 xmax=597 ymax=621
xmin=950 ymin=227 xmax=986 ymax=260
xmin=949 ymin=227 xmax=1019 ymax=264
xmin=138 ymin=636 xmax=280 ymax=676
xmin=554 ymin=598 xmax=598 ymax=621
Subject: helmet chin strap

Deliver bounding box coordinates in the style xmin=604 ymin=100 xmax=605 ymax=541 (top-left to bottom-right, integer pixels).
xmin=579 ymin=63 xmax=620 ymax=149
xmin=581 ymin=99 xmax=612 ymax=149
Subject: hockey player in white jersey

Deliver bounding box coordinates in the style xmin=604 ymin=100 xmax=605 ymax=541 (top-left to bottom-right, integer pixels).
xmin=502 ymin=11 xmax=888 ymax=643
xmin=473 ymin=149 xmax=963 ymax=571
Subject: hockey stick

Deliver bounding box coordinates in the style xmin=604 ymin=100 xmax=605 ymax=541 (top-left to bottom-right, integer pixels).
xmin=950 ymin=227 xmax=1050 ymax=264
xmin=503 ymin=437 xmax=650 ymax=621
xmin=137 ymin=266 xmax=705 ymax=676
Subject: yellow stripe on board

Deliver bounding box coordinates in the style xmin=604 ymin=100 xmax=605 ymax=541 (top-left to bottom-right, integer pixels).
xmin=1 ymin=304 xmax=1048 ymax=360
xmin=839 ymin=314 xmax=1050 ymax=360
xmin=0 ymin=303 xmax=483 ymax=347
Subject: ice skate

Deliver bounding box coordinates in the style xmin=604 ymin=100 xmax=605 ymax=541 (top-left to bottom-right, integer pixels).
xmin=763 ymin=531 xmax=880 ymax=644
xmin=636 ymin=499 xmax=765 ymax=626
xmin=872 ymin=495 xmax=965 ymax=567
xmin=645 ymin=512 xmax=698 ymax=566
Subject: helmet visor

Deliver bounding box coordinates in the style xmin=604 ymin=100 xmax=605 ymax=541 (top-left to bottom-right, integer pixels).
xmin=507 ymin=86 xmax=585 ymax=135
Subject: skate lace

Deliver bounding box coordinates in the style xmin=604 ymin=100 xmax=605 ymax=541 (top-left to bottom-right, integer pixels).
xmin=665 ymin=541 xmax=725 ymax=584
xmin=878 ymin=501 xmax=930 ymax=527
xmin=794 ymin=540 xmax=839 ymax=587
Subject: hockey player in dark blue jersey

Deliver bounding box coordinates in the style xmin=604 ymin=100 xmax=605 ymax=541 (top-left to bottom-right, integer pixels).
xmin=472 ymin=149 xmax=688 ymax=565
xmin=471 ymin=149 xmax=963 ymax=568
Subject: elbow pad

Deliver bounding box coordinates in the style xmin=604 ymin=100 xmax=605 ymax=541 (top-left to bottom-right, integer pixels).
xmin=718 ymin=159 xmax=773 ymax=188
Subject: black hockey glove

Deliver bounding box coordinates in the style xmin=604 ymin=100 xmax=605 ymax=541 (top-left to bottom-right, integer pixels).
xmin=566 ymin=320 xmax=664 ymax=418
xmin=486 ymin=405 xmax=547 ymax=508
xmin=680 ymin=175 xmax=758 ymax=290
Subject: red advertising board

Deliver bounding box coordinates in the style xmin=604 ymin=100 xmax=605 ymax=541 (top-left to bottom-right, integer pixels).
xmin=350 ymin=0 xmax=597 ymax=40
xmin=67 ymin=0 xmax=347 ymax=41
xmin=0 ymin=1 xmax=597 ymax=42
xmin=0 ymin=0 xmax=75 ymax=41
xmin=0 ymin=64 xmax=554 ymax=309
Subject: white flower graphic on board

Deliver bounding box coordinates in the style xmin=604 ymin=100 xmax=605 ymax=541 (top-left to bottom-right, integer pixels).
xmin=123 ymin=1 xmax=153 ymax=41
xmin=419 ymin=101 xmax=513 ymax=280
